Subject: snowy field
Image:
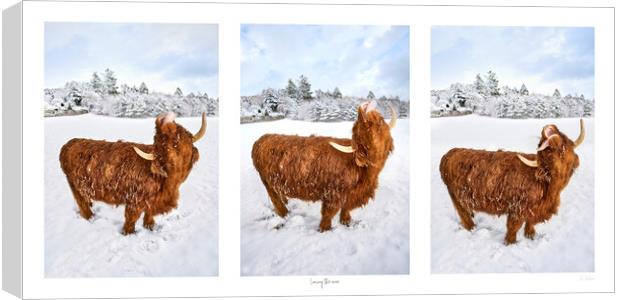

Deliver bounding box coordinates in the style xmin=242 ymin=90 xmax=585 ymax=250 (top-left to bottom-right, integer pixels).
xmin=45 ymin=114 xmax=219 ymax=277
xmin=431 ymin=115 xmax=594 ymax=273
xmin=240 ymin=119 xmax=410 ymax=276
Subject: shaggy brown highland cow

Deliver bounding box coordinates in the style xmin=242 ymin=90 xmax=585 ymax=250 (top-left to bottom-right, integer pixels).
xmin=59 ymin=112 xmax=206 ymax=235
xmin=439 ymin=120 xmax=585 ymax=244
xmin=251 ymin=101 xmax=396 ymax=232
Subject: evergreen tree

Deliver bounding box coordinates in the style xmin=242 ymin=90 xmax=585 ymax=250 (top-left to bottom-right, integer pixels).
xmin=174 ymin=87 xmax=183 ymax=97
xmin=139 ymin=82 xmax=149 ymax=94
xmin=367 ymin=90 xmax=376 ymax=99
xmin=485 ymin=70 xmax=500 ymax=96
xmin=519 ymin=83 xmax=529 ymax=96
xmin=553 ymin=88 xmax=561 ymax=98
xmin=102 ymin=68 xmax=118 ymax=95
xmin=474 ymin=73 xmax=485 ymax=94
xmin=452 ymin=87 xmax=466 ymax=107
xmin=314 ymin=89 xmax=325 ymax=99
xmin=262 ymin=88 xmax=279 ymax=114
xmin=90 ymin=72 xmax=103 ymax=94
xmin=333 ymin=87 xmax=342 ymax=99
xmin=297 ymin=75 xmax=312 ymax=100
xmin=120 ymin=83 xmax=130 ymax=94
xmin=286 ymin=79 xmax=298 ymax=98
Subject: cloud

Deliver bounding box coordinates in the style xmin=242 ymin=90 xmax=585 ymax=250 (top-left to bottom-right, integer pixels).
xmin=45 ymin=23 xmax=218 ymax=96
xmin=241 ymin=25 xmax=410 ymax=100
xmin=431 ymin=26 xmax=594 ymax=98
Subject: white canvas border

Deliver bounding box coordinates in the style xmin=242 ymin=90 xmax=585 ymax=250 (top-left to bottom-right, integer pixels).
xmin=15 ymin=0 xmax=614 ymax=298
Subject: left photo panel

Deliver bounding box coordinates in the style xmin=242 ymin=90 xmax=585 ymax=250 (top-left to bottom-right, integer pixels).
xmin=43 ymin=23 xmax=219 ymax=277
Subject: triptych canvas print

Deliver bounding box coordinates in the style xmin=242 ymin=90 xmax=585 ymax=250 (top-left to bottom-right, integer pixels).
xmin=2 ymin=0 xmax=615 ymax=298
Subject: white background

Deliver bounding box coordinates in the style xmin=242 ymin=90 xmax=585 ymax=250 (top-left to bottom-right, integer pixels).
xmin=0 ymin=0 xmax=617 ymax=299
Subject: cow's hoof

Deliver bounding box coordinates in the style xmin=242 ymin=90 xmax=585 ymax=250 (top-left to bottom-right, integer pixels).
xmin=461 ymin=222 xmax=475 ymax=231
xmin=524 ymin=230 xmax=536 ymax=240
xmin=318 ymin=226 xmax=332 ymax=233
xmin=275 ymin=209 xmax=289 ymax=218
xmin=503 ymin=238 xmax=517 ymax=246
xmin=144 ymin=222 xmax=156 ymax=231
xmin=121 ymin=227 xmax=136 ymax=235
xmin=79 ymin=211 xmax=94 ymax=220
xmin=340 ymin=219 xmax=351 ymax=227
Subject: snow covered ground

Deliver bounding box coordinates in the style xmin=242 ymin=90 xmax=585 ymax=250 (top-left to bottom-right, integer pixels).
xmin=431 ymin=115 xmax=594 ymax=273
xmin=240 ymin=119 xmax=410 ymax=276
xmin=44 ymin=114 xmax=219 ymax=277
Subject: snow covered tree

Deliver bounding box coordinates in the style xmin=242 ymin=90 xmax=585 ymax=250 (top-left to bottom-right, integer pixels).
xmin=297 ymin=75 xmax=312 ymax=100
xmin=65 ymin=87 xmax=83 ymax=107
xmin=314 ymin=89 xmax=325 ymax=99
xmin=474 ymin=73 xmax=485 ymax=94
xmin=139 ymin=82 xmax=149 ymax=94
xmin=102 ymin=68 xmax=118 ymax=95
xmin=451 ymin=85 xmax=466 ymax=107
xmin=333 ymin=87 xmax=342 ymax=99
xmin=485 ymin=71 xmax=500 ymax=96
xmin=174 ymin=87 xmax=183 ymax=97
xmin=90 ymin=72 xmax=103 ymax=94
xmin=553 ymin=88 xmax=561 ymax=98
xmin=262 ymin=88 xmax=279 ymax=115
xmin=120 ymin=84 xmax=131 ymax=94
xmin=367 ymin=91 xmax=376 ymax=99
xmin=286 ymin=79 xmax=298 ymax=98
xmin=519 ymin=84 xmax=529 ymax=96
xmin=208 ymin=97 xmax=219 ymax=116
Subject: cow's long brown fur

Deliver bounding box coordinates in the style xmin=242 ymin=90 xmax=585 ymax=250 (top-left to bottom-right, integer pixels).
xmin=439 ymin=122 xmax=581 ymax=244
xmin=59 ymin=113 xmax=201 ymax=235
xmin=251 ymin=104 xmax=394 ymax=232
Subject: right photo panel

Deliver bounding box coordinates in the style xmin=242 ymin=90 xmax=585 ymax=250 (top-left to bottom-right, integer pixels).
xmin=430 ymin=26 xmax=595 ymax=273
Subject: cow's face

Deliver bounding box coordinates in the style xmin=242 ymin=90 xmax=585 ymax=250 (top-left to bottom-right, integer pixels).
xmin=134 ymin=112 xmax=206 ymax=179
xmin=350 ymin=101 xmax=395 ymax=167
xmin=536 ymin=122 xmax=582 ymax=181
xmin=518 ymin=120 xmax=584 ymax=183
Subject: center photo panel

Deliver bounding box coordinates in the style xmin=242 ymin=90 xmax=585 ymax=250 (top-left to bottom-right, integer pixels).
xmin=239 ymin=24 xmax=411 ymax=276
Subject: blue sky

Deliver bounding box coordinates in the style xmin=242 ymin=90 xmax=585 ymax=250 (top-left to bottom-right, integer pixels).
xmin=241 ymin=25 xmax=410 ymax=100
xmin=45 ymin=23 xmax=218 ymax=96
xmin=432 ymin=26 xmax=594 ymax=98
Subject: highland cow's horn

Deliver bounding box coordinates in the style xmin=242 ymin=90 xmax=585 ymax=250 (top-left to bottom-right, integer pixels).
xmin=537 ymin=134 xmax=560 ymax=151
xmin=329 ymin=141 xmax=355 ymax=153
xmin=133 ymin=146 xmax=155 ymax=160
xmin=389 ymin=104 xmax=397 ymax=129
xmin=517 ymin=154 xmax=538 ymax=167
xmin=573 ymin=119 xmax=585 ymax=148
xmin=193 ymin=112 xmax=207 ymax=143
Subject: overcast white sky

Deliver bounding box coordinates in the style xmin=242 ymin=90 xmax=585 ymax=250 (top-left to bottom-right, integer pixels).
xmin=241 ymin=25 xmax=410 ymax=100
xmin=432 ymin=26 xmax=594 ymax=98
xmin=45 ymin=22 xmax=218 ymax=96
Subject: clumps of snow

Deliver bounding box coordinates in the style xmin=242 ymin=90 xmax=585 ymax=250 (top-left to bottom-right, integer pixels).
xmin=240 ymin=119 xmax=409 ymax=275
xmin=431 ymin=115 xmax=594 ymax=273
xmin=44 ymin=115 xmax=219 ymax=277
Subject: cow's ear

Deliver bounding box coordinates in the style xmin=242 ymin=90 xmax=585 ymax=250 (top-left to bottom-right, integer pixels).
xmin=354 ymin=155 xmax=370 ymax=167
xmin=150 ymin=161 xmax=167 ymax=177
xmin=353 ymin=143 xmax=371 ymax=167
